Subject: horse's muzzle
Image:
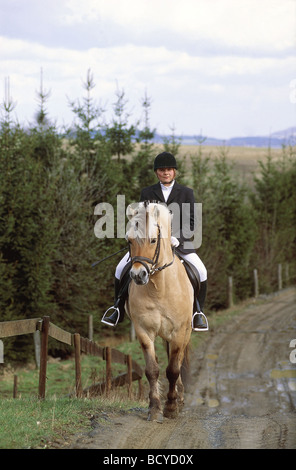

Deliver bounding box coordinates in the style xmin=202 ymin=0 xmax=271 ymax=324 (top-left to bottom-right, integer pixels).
xmin=130 ymin=266 xmax=149 ymax=285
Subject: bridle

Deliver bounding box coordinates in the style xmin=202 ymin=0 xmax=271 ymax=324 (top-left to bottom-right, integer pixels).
xmin=129 ymin=223 xmax=175 ymax=277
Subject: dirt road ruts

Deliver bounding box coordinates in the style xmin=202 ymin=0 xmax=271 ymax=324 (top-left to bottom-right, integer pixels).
xmin=69 ymin=287 xmax=296 ymax=449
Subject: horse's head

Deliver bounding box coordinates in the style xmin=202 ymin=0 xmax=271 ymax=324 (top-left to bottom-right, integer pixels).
xmin=126 ymin=201 xmax=173 ymax=285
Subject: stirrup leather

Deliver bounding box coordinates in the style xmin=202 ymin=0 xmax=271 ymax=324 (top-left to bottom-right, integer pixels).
xmin=192 ymin=312 xmax=209 ymax=332
xmin=101 ymin=306 xmax=120 ymax=327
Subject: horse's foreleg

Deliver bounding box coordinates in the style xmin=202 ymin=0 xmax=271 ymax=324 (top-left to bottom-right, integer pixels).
xmin=140 ymin=336 xmax=163 ymax=423
xmin=176 ymin=374 xmax=185 ymax=406
xmin=164 ymin=346 xmax=183 ymax=419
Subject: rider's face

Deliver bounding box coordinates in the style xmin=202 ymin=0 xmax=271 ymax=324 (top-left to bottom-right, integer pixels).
xmin=155 ymin=167 xmax=175 ymax=186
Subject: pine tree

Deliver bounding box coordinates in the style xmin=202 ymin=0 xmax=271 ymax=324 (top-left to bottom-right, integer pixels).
xmin=131 ymin=91 xmax=157 ymax=193
xmin=104 ymin=84 xmax=137 ymax=163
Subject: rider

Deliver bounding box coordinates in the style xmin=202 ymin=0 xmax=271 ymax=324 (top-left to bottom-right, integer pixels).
xmin=101 ymin=152 xmax=209 ymax=331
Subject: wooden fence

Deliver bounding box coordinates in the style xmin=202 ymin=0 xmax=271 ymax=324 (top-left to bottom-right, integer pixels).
xmin=227 ymin=262 xmax=291 ymax=308
xmin=0 ymin=316 xmax=143 ymax=400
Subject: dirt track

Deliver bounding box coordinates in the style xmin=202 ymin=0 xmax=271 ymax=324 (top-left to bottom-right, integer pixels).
xmin=70 ymin=288 xmax=296 ymax=450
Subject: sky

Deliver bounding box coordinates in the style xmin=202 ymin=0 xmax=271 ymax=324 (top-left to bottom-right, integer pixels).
xmin=0 ymin=0 xmax=295 ymax=139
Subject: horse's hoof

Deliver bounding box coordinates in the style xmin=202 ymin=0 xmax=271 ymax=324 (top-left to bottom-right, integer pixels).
xmin=147 ymin=411 xmax=163 ymax=423
xmin=177 ymin=399 xmax=184 ymax=408
xmin=163 ymin=405 xmax=179 ymax=419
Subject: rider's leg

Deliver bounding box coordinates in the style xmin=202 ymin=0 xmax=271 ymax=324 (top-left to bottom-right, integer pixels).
xmin=179 ymin=252 xmax=209 ymax=331
xmin=101 ymin=252 xmax=130 ymax=327
xmin=192 ymin=280 xmax=208 ymax=331
xmin=198 ymin=279 xmax=207 ymax=311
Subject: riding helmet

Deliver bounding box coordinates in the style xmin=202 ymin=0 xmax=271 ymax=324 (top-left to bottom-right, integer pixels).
xmin=153 ymin=152 xmax=178 ymax=171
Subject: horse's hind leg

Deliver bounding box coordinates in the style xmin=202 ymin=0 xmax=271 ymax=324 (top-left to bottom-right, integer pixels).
xmin=164 ymin=345 xmax=183 ymax=419
xmin=139 ymin=334 xmax=163 ymax=423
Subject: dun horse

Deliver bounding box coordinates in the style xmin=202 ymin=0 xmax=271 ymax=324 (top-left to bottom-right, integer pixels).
xmin=125 ymin=201 xmax=193 ymax=422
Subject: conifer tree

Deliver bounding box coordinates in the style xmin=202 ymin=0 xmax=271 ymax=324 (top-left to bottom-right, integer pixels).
xmin=131 ymin=91 xmax=156 ymax=193
xmin=104 ymin=84 xmax=137 ymax=163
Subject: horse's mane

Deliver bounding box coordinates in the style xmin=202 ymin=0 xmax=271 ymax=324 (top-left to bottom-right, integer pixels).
xmin=126 ymin=200 xmax=171 ymax=244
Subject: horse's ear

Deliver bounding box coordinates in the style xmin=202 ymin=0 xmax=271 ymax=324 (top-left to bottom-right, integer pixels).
xmin=126 ymin=203 xmax=139 ymax=220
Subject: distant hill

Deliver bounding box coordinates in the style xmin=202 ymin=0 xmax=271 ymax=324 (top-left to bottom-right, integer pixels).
xmin=153 ymin=127 xmax=296 ymax=148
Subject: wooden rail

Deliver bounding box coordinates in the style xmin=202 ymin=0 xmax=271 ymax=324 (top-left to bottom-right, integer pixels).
xmin=0 ymin=316 xmax=143 ymax=400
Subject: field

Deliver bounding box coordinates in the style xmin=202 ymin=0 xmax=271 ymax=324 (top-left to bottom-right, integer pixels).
xmin=178 ymin=144 xmax=283 ymax=185
xmin=136 ymin=143 xmax=284 ymax=187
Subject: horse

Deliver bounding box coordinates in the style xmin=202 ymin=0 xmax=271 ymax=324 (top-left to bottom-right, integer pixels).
xmin=125 ymin=200 xmax=193 ymax=422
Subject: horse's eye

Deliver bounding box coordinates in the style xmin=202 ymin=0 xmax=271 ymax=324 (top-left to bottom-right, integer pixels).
xmin=151 ymin=238 xmax=157 ymax=244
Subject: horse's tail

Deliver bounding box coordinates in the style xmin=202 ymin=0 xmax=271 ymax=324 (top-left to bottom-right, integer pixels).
xmin=181 ymin=343 xmax=191 ymax=389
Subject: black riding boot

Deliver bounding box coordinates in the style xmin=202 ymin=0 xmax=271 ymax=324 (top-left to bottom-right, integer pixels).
xmin=192 ymin=280 xmax=209 ymax=331
xmin=198 ymin=280 xmax=207 ymax=310
xmin=101 ymin=278 xmax=125 ymax=327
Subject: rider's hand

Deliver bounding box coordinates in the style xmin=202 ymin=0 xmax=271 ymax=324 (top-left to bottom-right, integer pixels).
xmin=171 ymin=236 xmax=180 ymax=247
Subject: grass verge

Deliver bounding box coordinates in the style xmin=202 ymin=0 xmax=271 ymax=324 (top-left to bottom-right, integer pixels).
xmin=0 ymin=395 xmax=147 ymax=449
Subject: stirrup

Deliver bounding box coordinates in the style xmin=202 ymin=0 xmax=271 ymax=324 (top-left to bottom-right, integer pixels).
xmin=101 ymin=306 xmax=120 ymax=327
xmin=192 ymin=312 xmax=209 ymax=332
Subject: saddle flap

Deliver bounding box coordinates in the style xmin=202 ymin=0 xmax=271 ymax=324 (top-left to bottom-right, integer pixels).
xmin=178 ymin=256 xmax=200 ymax=295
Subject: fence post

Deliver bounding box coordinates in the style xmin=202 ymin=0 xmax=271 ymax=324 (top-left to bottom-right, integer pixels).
xmin=33 ymin=330 xmax=41 ymax=369
xmin=254 ymin=269 xmax=259 ymax=298
xmin=130 ymin=323 xmax=136 ymax=342
xmin=13 ymin=374 xmax=18 ymax=398
xmin=285 ymin=263 xmax=290 ymax=286
xmin=228 ymin=276 xmax=233 ymax=308
xmin=74 ymin=333 xmax=82 ymax=398
xmin=278 ymin=263 xmax=282 ymax=290
xmin=38 ymin=316 xmax=50 ymax=399
xmin=138 ymin=378 xmax=143 ymax=400
xmin=106 ymin=347 xmax=112 ymax=396
xmin=126 ymin=354 xmax=133 ymax=399
xmin=88 ymin=315 xmax=93 ymax=341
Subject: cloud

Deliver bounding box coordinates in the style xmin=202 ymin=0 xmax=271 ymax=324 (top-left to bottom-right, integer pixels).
xmin=1 ymin=0 xmax=295 ymax=55
xmin=0 ymin=0 xmax=295 ymax=138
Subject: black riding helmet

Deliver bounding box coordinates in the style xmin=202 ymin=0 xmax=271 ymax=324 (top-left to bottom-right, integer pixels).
xmin=153 ymin=152 xmax=178 ymax=171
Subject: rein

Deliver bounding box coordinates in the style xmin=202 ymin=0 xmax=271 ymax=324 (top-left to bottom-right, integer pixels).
xmin=91 ymin=247 xmax=127 ymax=268
xmin=130 ymin=223 xmax=175 ymax=276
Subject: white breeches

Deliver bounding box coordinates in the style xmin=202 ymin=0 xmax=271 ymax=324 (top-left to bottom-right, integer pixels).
xmin=115 ymin=251 xmax=207 ymax=282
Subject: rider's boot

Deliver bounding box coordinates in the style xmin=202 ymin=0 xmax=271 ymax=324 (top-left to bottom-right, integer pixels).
xmin=192 ymin=280 xmax=209 ymax=331
xmin=101 ymin=278 xmax=125 ymax=327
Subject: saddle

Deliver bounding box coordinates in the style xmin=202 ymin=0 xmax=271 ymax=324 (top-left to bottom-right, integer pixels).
xmin=118 ymin=261 xmax=132 ymax=301
xmin=176 ymin=254 xmax=200 ymax=298
xmin=117 ymin=253 xmax=201 ymax=314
